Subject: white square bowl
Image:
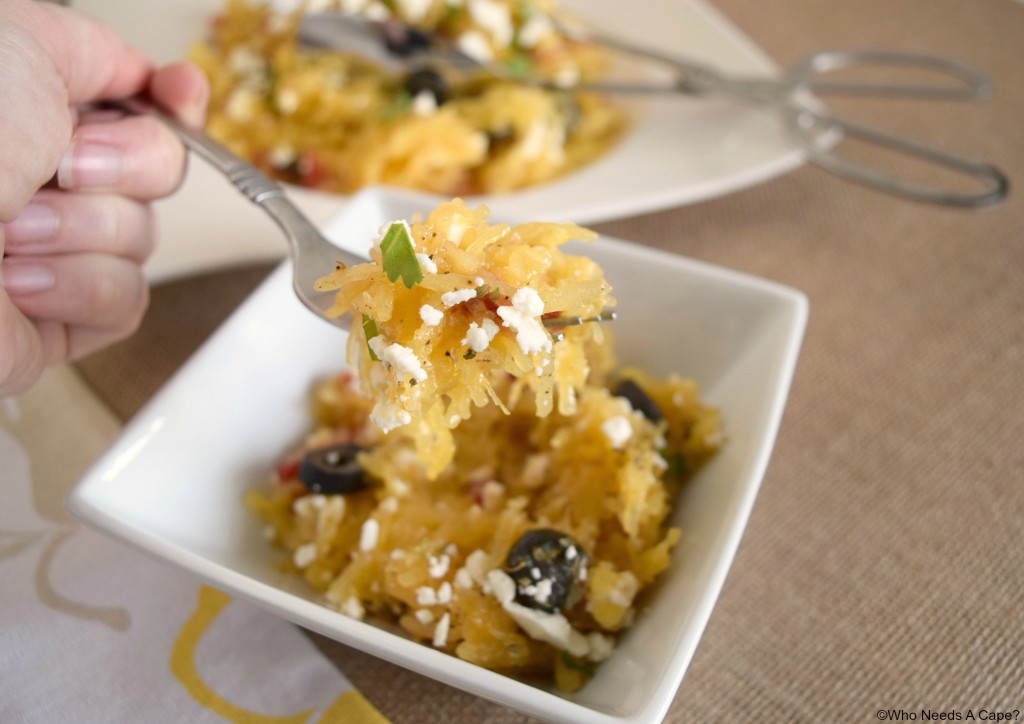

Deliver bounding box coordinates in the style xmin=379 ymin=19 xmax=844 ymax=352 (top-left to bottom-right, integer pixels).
xmin=67 ymin=188 xmax=807 ymax=723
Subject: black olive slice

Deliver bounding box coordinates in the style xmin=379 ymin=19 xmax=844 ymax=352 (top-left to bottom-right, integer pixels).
xmin=612 ymin=378 xmax=662 ymax=422
xmin=298 ymin=443 xmax=367 ymax=495
xmin=504 ymin=529 xmax=588 ymax=613
xmin=403 ymin=68 xmax=449 ymax=105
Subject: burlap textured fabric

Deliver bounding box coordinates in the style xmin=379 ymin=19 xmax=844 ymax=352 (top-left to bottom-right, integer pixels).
xmin=76 ymin=0 xmax=1024 ymax=720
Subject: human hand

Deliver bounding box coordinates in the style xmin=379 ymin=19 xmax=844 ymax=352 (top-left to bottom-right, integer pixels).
xmin=0 ymin=0 xmax=208 ymax=396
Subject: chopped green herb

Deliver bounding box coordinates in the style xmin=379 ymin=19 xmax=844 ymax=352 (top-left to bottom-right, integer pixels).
xmin=463 ymin=349 xmax=477 ymax=360
xmin=380 ymin=222 xmax=423 ymax=289
xmin=559 ymin=651 xmax=594 ymax=675
xmin=516 ymin=0 xmax=536 ymax=21
xmin=505 ymin=53 xmax=534 ymax=78
xmin=362 ymin=314 xmax=381 ymax=361
xmin=442 ymin=3 xmax=465 ymax=24
xmin=659 ymin=449 xmax=687 ymax=480
xmin=379 ymin=89 xmax=412 ymax=121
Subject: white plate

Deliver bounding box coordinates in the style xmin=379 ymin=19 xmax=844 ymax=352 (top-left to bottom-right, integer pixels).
xmin=68 ymin=188 xmax=807 ymax=724
xmin=76 ymin=0 xmax=803 ymax=282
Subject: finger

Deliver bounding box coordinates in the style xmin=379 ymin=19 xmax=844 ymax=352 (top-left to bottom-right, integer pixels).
xmin=0 ymin=293 xmax=48 ymax=397
xmin=2 ymin=190 xmax=155 ymax=263
xmin=1 ymin=253 xmax=148 ymax=333
xmin=151 ymin=63 xmax=210 ymax=128
xmin=28 ymin=1 xmax=152 ymax=104
xmin=56 ymin=115 xmax=188 ymax=199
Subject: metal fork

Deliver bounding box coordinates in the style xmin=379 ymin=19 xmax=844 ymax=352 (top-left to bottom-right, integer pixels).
xmin=110 ymin=97 xmax=613 ymax=334
xmin=112 ymin=97 xmax=360 ymax=328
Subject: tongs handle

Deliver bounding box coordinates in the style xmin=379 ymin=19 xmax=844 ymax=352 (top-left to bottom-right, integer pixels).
xmin=778 ymin=50 xmax=1009 ymax=207
xmin=790 ymin=50 xmax=993 ymax=100
xmin=786 ymin=107 xmax=1009 ymax=208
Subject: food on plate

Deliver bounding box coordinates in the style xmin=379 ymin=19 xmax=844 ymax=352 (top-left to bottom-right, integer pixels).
xmin=192 ymin=0 xmax=627 ymax=195
xmin=246 ymin=201 xmax=722 ymax=690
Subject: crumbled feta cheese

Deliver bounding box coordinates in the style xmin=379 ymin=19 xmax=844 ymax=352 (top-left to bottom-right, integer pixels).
xmin=380 ymin=497 xmax=399 ymax=514
xmin=518 ymin=121 xmax=548 ymax=160
xmin=480 ymin=480 xmax=505 ymax=510
xmin=380 ymin=343 xmax=428 ymax=382
xmin=521 ymin=578 xmax=554 ymax=607
xmin=363 ymin=1 xmax=390 ymax=20
xmin=464 ymin=550 xmax=490 ymax=585
xmin=411 ymin=90 xmax=438 ymax=116
xmin=586 ymin=632 xmax=615 ymax=662
xmin=468 ymin=0 xmax=512 ymax=46
xmin=517 ymin=15 xmax=553 ymax=48
xmin=267 ymin=145 xmax=296 ymax=169
xmin=473 ymin=277 xmax=485 ymax=286
xmin=554 ymin=66 xmax=581 ymax=89
xmin=437 ymin=581 xmax=453 ymax=604
xmin=293 ymin=542 xmax=317 ymax=569
xmin=265 ymin=11 xmax=293 ymax=34
xmin=456 ymin=30 xmax=494 ymax=64
xmin=453 ymin=567 xmax=474 ymax=589
xmin=608 ymin=571 xmax=639 ymax=608
xmin=433 ymin=612 xmax=451 ymax=647
xmin=293 ymin=494 xmax=327 ymax=517
xmin=359 ymin=518 xmax=379 ymax=552
xmin=225 ymin=89 xmax=260 ymax=122
xmin=396 ymin=0 xmax=433 ymax=22
xmin=227 ymin=46 xmax=265 ymax=77
xmin=428 ymin=554 xmax=451 ymax=579
xmin=414 ymin=608 xmax=435 ymax=625
xmin=462 ymin=320 xmax=498 ymax=352
xmin=511 ymin=287 xmax=544 ymax=316
xmin=391 ymin=478 xmax=410 ymax=497
xmin=497 ymin=287 xmax=550 ymax=354
xmin=601 ymin=415 xmax=633 ymax=449
xmin=390 ymin=548 xmax=406 ymax=560
xmin=370 ymin=400 xmax=411 ymax=432
xmin=416 ymin=253 xmax=438 ymax=274
xmin=485 ymin=570 xmax=589 ymax=657
xmin=367 ymin=335 xmax=388 ymax=359
xmin=341 ymin=596 xmax=365 ymax=620
xmin=415 ymin=586 xmax=438 ymax=606
xmin=275 ymin=88 xmax=300 ymax=115
xmin=441 ymin=289 xmax=477 ymax=307
xmin=419 ymin=304 xmax=444 ymax=326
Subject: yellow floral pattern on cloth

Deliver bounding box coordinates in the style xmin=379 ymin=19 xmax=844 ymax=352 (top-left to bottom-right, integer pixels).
xmin=0 ymin=367 xmax=388 ymax=724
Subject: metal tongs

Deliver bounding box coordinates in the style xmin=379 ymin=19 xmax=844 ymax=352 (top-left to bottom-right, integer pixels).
xmin=300 ymin=14 xmax=1009 ymax=209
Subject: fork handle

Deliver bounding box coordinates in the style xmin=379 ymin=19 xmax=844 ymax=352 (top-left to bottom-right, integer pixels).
xmin=107 ymin=96 xmax=367 ymax=287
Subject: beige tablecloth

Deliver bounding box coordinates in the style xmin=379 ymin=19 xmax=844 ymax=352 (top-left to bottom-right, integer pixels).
xmin=70 ymin=0 xmax=1023 ymax=721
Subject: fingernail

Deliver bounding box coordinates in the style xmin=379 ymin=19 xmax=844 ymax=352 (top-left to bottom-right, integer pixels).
xmin=1 ymin=262 xmax=56 ymax=294
xmin=4 ymin=203 xmax=60 ymax=245
xmin=57 ymin=143 xmax=123 ymax=190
